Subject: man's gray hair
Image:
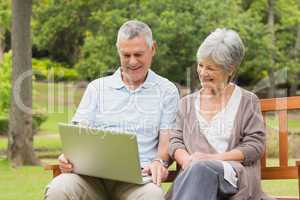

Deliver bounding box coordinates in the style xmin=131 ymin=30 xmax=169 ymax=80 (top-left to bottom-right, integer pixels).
xmin=196 ymin=28 xmax=245 ymax=71
xmin=116 ymin=20 xmax=153 ymax=48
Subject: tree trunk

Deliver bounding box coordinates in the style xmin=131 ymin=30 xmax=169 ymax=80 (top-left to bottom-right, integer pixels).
xmin=267 ymin=0 xmax=276 ymax=98
xmin=7 ymin=0 xmax=40 ymax=167
xmin=0 ymin=27 xmax=4 ymax=62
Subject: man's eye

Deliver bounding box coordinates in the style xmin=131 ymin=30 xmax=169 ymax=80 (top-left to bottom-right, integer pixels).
xmin=123 ymin=54 xmax=130 ymax=58
xmin=134 ymin=54 xmax=142 ymax=57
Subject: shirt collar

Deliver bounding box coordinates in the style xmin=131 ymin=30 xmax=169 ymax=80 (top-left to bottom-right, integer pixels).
xmin=109 ymin=68 xmax=125 ymax=89
xmin=108 ymin=67 xmax=157 ymax=90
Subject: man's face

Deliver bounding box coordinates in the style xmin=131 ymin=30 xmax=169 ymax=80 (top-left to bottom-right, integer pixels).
xmin=118 ymin=36 xmax=156 ymax=87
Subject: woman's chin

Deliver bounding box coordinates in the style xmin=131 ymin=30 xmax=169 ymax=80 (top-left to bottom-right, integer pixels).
xmin=200 ymin=82 xmax=215 ymax=89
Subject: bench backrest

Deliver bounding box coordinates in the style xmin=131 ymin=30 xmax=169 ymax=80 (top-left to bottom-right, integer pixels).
xmin=260 ymin=96 xmax=300 ymax=180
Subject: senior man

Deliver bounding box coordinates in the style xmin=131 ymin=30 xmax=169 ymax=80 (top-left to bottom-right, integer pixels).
xmin=44 ymin=20 xmax=179 ymax=200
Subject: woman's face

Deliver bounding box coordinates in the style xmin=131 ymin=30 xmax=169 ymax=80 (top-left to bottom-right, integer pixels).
xmin=197 ymin=58 xmax=231 ymax=91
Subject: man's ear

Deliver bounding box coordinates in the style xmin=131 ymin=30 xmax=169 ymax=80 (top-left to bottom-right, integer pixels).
xmin=151 ymin=41 xmax=157 ymax=56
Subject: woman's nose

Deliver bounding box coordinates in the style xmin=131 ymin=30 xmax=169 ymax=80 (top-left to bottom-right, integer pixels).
xmin=198 ymin=67 xmax=207 ymax=77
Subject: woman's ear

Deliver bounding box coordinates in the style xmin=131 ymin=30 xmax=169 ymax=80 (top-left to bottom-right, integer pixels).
xmin=228 ymin=65 xmax=236 ymax=76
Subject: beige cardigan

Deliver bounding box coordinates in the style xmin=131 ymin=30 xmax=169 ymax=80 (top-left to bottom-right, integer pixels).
xmin=168 ymin=88 xmax=274 ymax=200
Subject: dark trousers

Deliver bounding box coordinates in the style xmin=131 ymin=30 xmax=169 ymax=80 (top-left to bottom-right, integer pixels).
xmin=172 ymin=160 xmax=238 ymax=200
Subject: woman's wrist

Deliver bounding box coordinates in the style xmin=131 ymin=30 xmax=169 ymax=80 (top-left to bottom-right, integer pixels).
xmin=182 ymin=155 xmax=192 ymax=169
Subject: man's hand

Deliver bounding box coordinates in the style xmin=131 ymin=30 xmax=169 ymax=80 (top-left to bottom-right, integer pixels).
xmin=58 ymin=154 xmax=73 ymax=173
xmin=142 ymin=161 xmax=169 ymax=186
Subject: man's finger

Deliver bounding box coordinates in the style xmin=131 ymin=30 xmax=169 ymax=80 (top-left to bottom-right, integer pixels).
xmin=58 ymin=154 xmax=69 ymax=164
xmin=142 ymin=166 xmax=150 ymax=176
xmin=150 ymin=165 xmax=157 ymax=184
xmin=162 ymin=168 xmax=169 ymax=181
xmin=156 ymin=167 xmax=162 ymax=186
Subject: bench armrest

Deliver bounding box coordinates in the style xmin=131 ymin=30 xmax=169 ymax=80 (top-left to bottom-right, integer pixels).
xmin=296 ymin=160 xmax=300 ymax=167
xmin=44 ymin=164 xmax=61 ymax=178
xmin=44 ymin=164 xmax=180 ymax=182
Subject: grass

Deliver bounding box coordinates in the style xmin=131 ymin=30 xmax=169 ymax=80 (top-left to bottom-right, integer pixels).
xmin=33 ymin=82 xmax=84 ymax=134
xmin=265 ymin=112 xmax=300 ymax=134
xmin=0 ymin=158 xmax=52 ymax=200
xmin=39 ymin=108 xmax=75 ymax=134
xmin=0 ymin=134 xmax=61 ymax=152
xmin=262 ymin=180 xmax=298 ymax=196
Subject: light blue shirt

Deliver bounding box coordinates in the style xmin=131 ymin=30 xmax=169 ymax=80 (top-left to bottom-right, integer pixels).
xmin=72 ymin=68 xmax=179 ymax=167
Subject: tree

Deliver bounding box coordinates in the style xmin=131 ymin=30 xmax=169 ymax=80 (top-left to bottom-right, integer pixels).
xmin=7 ymin=0 xmax=39 ymax=166
xmin=32 ymin=0 xmax=101 ymax=65
xmin=31 ymin=0 xmax=300 ymax=92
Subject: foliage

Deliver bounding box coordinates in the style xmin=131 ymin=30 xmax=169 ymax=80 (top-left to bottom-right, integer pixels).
xmin=0 ymin=0 xmax=11 ymax=35
xmin=28 ymin=0 xmax=300 ymax=88
xmin=32 ymin=0 xmax=100 ymax=65
xmin=0 ymin=111 xmax=48 ymax=136
xmin=0 ymin=52 xmax=12 ymax=115
xmin=0 ymin=0 xmax=11 ymax=27
xmin=0 ymin=116 xmax=8 ymax=135
xmin=32 ymin=58 xmax=79 ymax=81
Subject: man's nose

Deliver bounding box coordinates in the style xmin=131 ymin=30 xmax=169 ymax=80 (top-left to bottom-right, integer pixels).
xmin=129 ymin=56 xmax=138 ymax=66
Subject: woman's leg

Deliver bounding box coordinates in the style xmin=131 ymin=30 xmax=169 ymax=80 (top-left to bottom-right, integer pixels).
xmin=172 ymin=160 xmax=237 ymax=200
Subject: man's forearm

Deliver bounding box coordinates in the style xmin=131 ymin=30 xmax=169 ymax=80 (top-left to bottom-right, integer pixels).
xmin=156 ymin=129 xmax=171 ymax=162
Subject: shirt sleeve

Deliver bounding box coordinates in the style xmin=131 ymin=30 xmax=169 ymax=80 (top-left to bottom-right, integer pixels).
xmin=159 ymin=84 xmax=180 ymax=130
xmin=71 ymin=83 xmax=98 ymax=126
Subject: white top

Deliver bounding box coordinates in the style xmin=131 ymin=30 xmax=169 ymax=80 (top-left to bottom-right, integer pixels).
xmin=194 ymin=85 xmax=242 ymax=187
xmin=72 ymin=68 xmax=179 ymax=167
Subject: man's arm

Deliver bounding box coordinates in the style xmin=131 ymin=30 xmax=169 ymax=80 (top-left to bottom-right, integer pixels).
xmin=143 ymin=129 xmax=170 ymax=186
xmin=156 ymin=129 xmax=171 ymax=162
xmin=143 ymin=82 xmax=179 ymax=185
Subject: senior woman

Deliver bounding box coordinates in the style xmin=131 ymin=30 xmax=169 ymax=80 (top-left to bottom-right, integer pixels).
xmin=168 ymin=28 xmax=273 ymax=200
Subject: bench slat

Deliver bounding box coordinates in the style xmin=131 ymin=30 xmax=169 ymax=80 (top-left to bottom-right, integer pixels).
xmin=261 ymin=96 xmax=300 ymax=112
xmin=261 ymin=166 xmax=298 ymax=179
xmin=278 ymin=110 xmax=288 ymax=167
xmin=261 ymin=113 xmax=267 ymax=168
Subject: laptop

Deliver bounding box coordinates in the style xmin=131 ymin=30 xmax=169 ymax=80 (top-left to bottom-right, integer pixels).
xmin=58 ymin=123 xmax=152 ymax=184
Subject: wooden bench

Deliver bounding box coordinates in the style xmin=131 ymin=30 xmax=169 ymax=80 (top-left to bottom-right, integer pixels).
xmin=45 ymin=96 xmax=300 ymax=199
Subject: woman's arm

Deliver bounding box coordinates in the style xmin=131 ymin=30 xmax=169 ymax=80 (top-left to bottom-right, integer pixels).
xmin=235 ymin=95 xmax=266 ymax=165
xmin=190 ymin=149 xmax=244 ymax=162
xmin=174 ymin=148 xmax=191 ymax=169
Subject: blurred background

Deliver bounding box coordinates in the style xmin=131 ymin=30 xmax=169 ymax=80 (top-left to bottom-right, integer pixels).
xmin=0 ymin=0 xmax=299 ymax=199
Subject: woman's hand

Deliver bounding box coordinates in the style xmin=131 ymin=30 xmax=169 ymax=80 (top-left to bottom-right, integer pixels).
xmin=182 ymin=152 xmax=221 ymax=170
xmin=190 ymin=152 xmax=221 ymax=161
